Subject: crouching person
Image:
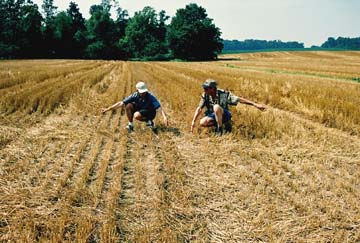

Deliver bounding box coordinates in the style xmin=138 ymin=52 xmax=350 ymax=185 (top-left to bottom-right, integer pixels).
xmin=190 ymin=79 xmax=266 ymax=135
xmin=101 ymin=81 xmax=168 ymax=131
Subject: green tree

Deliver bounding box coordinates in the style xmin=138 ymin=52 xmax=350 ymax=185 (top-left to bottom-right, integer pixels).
xmin=41 ymin=1 xmax=86 ymax=58
xmin=0 ymin=0 xmax=20 ymax=57
xmin=51 ymin=11 xmax=73 ymax=57
xmin=41 ymin=0 xmax=57 ymax=19
xmin=321 ymin=37 xmax=336 ymax=48
xmin=120 ymin=6 xmax=169 ymax=59
xmin=167 ymin=3 xmax=223 ymax=60
xmin=67 ymin=1 xmax=86 ymax=57
xmin=18 ymin=3 xmax=43 ymax=57
xmin=85 ymin=3 xmax=120 ymax=59
xmin=0 ymin=0 xmax=42 ymax=58
xmin=321 ymin=37 xmax=360 ymax=49
xmin=68 ymin=1 xmax=85 ymax=32
xmin=222 ymin=39 xmax=304 ymax=51
xmin=113 ymin=1 xmax=128 ymax=39
xmin=41 ymin=0 xmax=58 ymax=57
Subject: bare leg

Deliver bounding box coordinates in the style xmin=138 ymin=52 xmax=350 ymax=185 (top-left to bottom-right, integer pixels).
xmin=213 ymin=104 xmax=224 ymax=128
xmin=199 ymin=116 xmax=215 ymax=127
xmin=133 ymin=111 xmax=147 ymax=121
xmin=125 ymin=103 xmax=135 ymax=122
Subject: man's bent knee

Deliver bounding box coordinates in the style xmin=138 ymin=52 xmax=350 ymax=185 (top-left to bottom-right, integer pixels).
xmin=133 ymin=111 xmax=143 ymax=120
xmin=199 ymin=117 xmax=214 ymax=127
xmin=213 ymin=104 xmax=223 ymax=113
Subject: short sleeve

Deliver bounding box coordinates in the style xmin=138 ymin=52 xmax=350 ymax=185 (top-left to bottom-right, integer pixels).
xmin=150 ymin=94 xmax=161 ymax=109
xmin=227 ymin=92 xmax=240 ymax=105
xmin=123 ymin=93 xmax=136 ymax=104
xmin=198 ymin=94 xmax=206 ymax=109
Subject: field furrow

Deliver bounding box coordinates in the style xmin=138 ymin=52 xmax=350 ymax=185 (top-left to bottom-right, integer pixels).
xmin=86 ymin=62 xmax=132 ymax=242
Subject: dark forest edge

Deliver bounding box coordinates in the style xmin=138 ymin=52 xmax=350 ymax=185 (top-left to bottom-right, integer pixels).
xmin=0 ymin=0 xmax=359 ymax=61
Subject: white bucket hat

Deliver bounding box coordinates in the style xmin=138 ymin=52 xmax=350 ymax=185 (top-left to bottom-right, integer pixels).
xmin=136 ymin=81 xmax=148 ymax=93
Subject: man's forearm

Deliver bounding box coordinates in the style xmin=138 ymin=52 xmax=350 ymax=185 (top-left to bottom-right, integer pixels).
xmin=238 ymin=97 xmax=256 ymax=106
xmin=108 ymin=101 xmax=123 ymax=111
xmin=238 ymin=97 xmax=266 ymax=111
xmin=192 ymin=107 xmax=202 ymax=123
xmin=158 ymin=107 xmax=166 ymax=118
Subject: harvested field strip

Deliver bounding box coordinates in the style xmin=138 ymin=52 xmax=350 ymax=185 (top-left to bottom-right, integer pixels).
xmin=141 ymin=62 xmax=342 ymax=140
xmin=222 ymin=51 xmax=360 ymax=64
xmin=220 ymin=63 xmax=360 ymax=82
xmin=118 ymin=131 xmax=162 ymax=242
xmin=117 ymin=129 xmax=204 ymax=243
xmin=116 ymin=64 xmax=167 ymax=241
xmin=156 ymin=135 xmax=209 ymax=242
xmin=141 ymin=56 xmax=360 ymax=241
xmin=95 ymin=62 xmax=133 ymax=242
xmin=0 ymin=62 xmax=129 ymax=242
xmin=218 ymin=53 xmax=360 ymax=79
xmin=1 ymin=63 xmax=116 ymax=114
xmin=0 ymin=54 xmax=359 ymax=242
xmin=36 ymin=141 xmax=78 ymax=191
xmin=0 ymin=60 xmax=103 ymax=90
xmin=179 ymin=138 xmax=359 ymax=241
xmin=41 ymin=139 xmax=84 ymax=193
xmin=92 ymin=64 xmax=132 ymax=242
xmin=151 ymin=61 xmax=360 ymax=135
xmin=93 ymin=111 xmax=126 ymax=242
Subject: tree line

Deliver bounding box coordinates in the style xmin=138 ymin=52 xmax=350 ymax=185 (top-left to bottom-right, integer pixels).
xmin=320 ymin=37 xmax=360 ymax=49
xmin=0 ymin=0 xmax=223 ymax=60
xmin=223 ymin=37 xmax=360 ymax=51
xmin=223 ymin=39 xmax=304 ymax=52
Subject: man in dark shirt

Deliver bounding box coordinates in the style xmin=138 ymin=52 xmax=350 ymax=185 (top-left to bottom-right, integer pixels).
xmin=101 ymin=81 xmax=168 ymax=131
xmin=191 ymin=79 xmax=266 ymax=135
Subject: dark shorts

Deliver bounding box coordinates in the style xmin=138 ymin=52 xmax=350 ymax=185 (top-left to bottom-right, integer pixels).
xmin=206 ymin=109 xmax=232 ymax=125
xmin=138 ymin=109 xmax=156 ymax=120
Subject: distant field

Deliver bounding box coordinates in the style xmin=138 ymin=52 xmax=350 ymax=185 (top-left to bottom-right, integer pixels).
xmin=1 ymin=51 xmax=360 ymax=242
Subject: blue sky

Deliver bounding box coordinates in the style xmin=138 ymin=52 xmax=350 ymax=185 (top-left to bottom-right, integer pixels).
xmin=33 ymin=0 xmax=360 ymax=47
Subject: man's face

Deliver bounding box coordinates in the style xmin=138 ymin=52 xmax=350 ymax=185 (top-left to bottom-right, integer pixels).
xmin=139 ymin=91 xmax=147 ymax=98
xmin=204 ymin=87 xmax=215 ymax=95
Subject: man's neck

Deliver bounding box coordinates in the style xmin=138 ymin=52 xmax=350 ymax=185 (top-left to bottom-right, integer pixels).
xmin=139 ymin=92 xmax=147 ymax=100
xmin=210 ymin=89 xmax=217 ymax=99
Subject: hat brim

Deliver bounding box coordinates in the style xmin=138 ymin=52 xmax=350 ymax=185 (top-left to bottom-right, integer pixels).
xmin=202 ymin=84 xmax=212 ymax=89
xmin=137 ymin=88 xmax=148 ymax=93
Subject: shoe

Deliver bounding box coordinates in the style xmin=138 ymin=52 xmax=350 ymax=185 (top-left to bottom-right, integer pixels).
xmin=126 ymin=123 xmax=134 ymax=132
xmin=214 ymin=126 xmax=223 ymax=136
xmin=146 ymin=120 xmax=154 ymax=128
xmin=224 ymin=121 xmax=232 ymax=133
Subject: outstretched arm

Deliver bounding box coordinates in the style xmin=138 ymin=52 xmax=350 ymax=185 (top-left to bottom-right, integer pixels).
xmin=191 ymin=107 xmax=202 ymax=132
xmin=237 ymin=97 xmax=266 ymax=111
xmin=100 ymin=101 xmax=124 ymax=113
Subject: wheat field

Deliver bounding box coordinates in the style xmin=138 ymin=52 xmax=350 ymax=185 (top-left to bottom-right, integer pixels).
xmin=1 ymin=51 xmax=360 ymax=242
